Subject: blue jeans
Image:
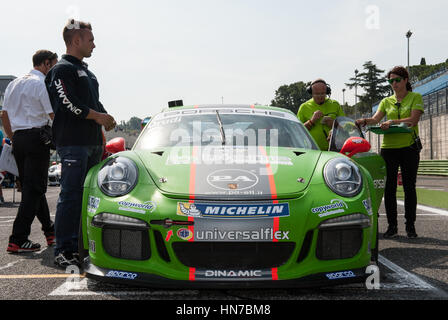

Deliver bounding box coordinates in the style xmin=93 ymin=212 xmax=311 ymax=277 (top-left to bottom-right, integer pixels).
xmin=54 ymin=145 xmax=103 ymax=256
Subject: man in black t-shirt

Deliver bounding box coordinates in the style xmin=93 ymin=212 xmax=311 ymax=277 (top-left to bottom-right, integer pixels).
xmin=46 ymin=20 xmax=116 ymax=268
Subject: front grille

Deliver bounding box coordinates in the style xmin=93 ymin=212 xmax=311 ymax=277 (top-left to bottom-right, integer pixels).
xmin=172 ymin=242 xmax=295 ymax=269
xmin=316 ymin=227 xmax=362 ymax=260
xmin=153 ymin=230 xmax=171 ymax=262
xmin=297 ymin=230 xmax=314 ymax=264
xmin=102 ymin=227 xmax=151 ymax=260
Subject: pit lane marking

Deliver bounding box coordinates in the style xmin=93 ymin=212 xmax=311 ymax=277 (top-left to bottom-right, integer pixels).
xmin=48 ymin=278 xmax=199 ymax=297
xmin=397 ymin=200 xmax=448 ymax=216
xmin=378 ymin=255 xmax=448 ymax=297
xmin=0 ymin=274 xmax=85 ymax=279
xmin=0 ymin=259 xmax=24 ymax=271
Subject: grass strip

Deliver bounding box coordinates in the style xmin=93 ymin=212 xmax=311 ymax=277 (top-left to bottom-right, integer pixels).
xmin=396 ymin=187 xmax=448 ymax=210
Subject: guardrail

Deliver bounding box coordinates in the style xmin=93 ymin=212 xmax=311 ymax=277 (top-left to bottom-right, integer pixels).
xmin=418 ymin=160 xmax=448 ymax=176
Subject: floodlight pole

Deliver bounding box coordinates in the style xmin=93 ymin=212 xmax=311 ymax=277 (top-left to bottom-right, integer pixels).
xmin=406 ymin=30 xmax=413 ymax=72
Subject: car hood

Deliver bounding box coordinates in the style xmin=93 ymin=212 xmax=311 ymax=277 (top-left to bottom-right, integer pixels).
xmin=134 ymin=147 xmax=322 ymax=200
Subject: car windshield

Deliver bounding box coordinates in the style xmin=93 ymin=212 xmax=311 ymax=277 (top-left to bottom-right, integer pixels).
xmin=134 ymin=108 xmax=318 ymax=150
xmin=329 ymin=116 xmax=365 ymax=152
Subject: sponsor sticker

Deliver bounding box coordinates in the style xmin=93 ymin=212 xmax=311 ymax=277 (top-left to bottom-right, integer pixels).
xmin=105 ymin=270 xmax=138 ymax=280
xmin=373 ymin=179 xmax=385 ymax=189
xmin=118 ymin=201 xmax=156 ymax=214
xmin=362 ymin=198 xmax=373 ymax=216
xmin=204 ymin=270 xmax=263 ymax=278
xmin=326 ymin=270 xmax=356 ymax=280
xmin=207 ymin=169 xmax=259 ymax=191
xmin=177 ymin=228 xmax=194 ymax=241
xmin=177 ymin=202 xmax=290 ymax=218
xmin=89 ymin=240 xmax=96 ymax=253
xmin=193 ymin=227 xmax=289 ymax=242
xmin=311 ymin=199 xmax=348 ymax=218
xmin=87 ymin=196 xmax=100 ymax=214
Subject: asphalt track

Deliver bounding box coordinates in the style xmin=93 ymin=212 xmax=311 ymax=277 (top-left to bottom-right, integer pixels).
xmin=0 ymin=179 xmax=447 ymax=304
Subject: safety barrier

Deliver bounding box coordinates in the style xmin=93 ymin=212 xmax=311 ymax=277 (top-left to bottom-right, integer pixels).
xmin=418 ymin=160 xmax=448 ymax=176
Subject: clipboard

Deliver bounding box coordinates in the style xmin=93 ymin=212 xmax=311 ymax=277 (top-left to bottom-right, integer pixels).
xmin=367 ymin=123 xmax=412 ymax=134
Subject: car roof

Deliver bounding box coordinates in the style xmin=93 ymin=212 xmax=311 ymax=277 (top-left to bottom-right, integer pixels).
xmin=160 ymin=104 xmax=295 ymax=115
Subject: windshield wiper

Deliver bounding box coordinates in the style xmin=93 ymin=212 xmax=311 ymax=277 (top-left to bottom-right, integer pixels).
xmin=215 ymin=110 xmax=226 ymax=145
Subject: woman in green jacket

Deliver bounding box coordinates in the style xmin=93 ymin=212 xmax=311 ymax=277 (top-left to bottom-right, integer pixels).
xmin=356 ymin=66 xmax=424 ymax=238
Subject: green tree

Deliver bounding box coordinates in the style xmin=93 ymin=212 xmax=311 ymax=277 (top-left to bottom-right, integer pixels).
xmin=345 ymin=61 xmax=391 ymax=114
xmin=409 ymin=60 xmax=448 ymax=83
xmin=127 ymin=117 xmax=143 ymax=131
xmin=271 ymin=81 xmax=311 ymax=114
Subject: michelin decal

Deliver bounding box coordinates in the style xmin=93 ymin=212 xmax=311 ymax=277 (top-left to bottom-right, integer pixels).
xmin=177 ymin=202 xmax=290 ymax=218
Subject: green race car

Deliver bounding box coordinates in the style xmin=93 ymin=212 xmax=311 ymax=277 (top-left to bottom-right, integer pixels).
xmin=80 ymin=105 xmax=385 ymax=288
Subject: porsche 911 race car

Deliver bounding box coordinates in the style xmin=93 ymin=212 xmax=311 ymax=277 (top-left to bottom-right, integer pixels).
xmin=80 ymin=105 xmax=385 ymax=288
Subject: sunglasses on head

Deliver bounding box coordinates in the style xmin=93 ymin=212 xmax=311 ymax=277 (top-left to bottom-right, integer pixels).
xmin=388 ymin=77 xmax=402 ymax=84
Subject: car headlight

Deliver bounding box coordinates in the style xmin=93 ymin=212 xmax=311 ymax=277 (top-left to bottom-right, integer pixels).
xmin=324 ymin=158 xmax=362 ymax=197
xmin=98 ymin=157 xmax=138 ymax=197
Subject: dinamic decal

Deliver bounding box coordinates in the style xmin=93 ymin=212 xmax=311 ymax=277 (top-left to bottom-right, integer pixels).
xmin=311 ymin=199 xmax=348 ymax=218
xmin=176 ymin=202 xmax=290 ymax=218
xmin=194 ymin=269 xmax=274 ymax=280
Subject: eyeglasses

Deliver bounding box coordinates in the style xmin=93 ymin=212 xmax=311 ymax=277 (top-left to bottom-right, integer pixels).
xmin=388 ymin=77 xmax=402 ymax=84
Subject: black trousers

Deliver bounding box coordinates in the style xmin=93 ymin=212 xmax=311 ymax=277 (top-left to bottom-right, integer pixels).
xmin=380 ymin=145 xmax=420 ymax=228
xmin=10 ymin=129 xmax=53 ymax=244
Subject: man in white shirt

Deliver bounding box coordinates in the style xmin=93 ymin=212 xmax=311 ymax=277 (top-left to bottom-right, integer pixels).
xmin=1 ymin=50 xmax=58 ymax=253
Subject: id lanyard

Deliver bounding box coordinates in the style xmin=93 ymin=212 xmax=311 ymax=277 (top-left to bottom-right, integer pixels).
xmin=395 ymin=102 xmax=401 ymax=119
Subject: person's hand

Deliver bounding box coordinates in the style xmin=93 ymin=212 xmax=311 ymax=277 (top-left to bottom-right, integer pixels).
xmin=380 ymin=120 xmax=393 ymax=130
xmin=321 ymin=116 xmax=334 ymax=128
xmin=95 ymin=113 xmax=116 ymax=131
xmin=104 ymin=117 xmax=117 ymax=132
xmin=355 ymin=119 xmax=366 ymax=127
xmin=311 ymin=110 xmax=323 ymax=123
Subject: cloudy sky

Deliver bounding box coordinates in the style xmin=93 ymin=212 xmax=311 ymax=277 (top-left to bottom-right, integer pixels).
xmin=1 ymin=0 xmax=447 ymax=122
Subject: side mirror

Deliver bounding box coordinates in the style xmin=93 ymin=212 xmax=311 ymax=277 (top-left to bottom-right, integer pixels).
xmin=106 ymin=137 xmax=126 ymax=154
xmin=340 ymin=137 xmax=371 ymax=158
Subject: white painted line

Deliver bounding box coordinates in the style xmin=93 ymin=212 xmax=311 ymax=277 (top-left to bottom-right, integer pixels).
xmin=49 ymin=278 xmax=200 ymax=297
xmin=0 ymin=259 xmax=24 ymax=271
xmin=397 ymin=200 xmax=448 ymax=216
xmin=0 ymin=214 xmax=56 ymax=219
xmin=379 ymin=255 xmax=448 ymax=297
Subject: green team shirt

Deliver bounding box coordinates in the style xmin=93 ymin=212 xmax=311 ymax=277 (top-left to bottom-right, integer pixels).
xmin=297 ymin=98 xmax=345 ymax=150
xmin=378 ymin=92 xmax=424 ymax=149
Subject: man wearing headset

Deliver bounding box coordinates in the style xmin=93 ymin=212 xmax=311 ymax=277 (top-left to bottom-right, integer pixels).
xmin=297 ymin=79 xmax=345 ymax=150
